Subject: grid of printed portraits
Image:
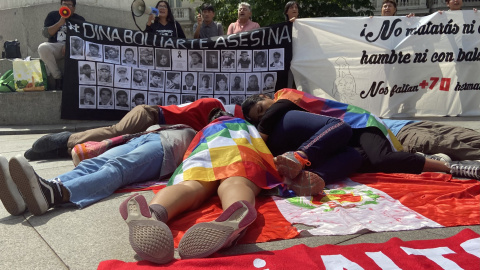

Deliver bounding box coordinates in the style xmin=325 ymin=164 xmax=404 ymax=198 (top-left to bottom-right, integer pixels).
xmin=71 ymin=36 xmax=285 ymax=110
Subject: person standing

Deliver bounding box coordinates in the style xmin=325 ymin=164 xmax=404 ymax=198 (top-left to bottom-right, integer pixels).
xmin=38 ymin=0 xmax=85 ymax=90
xmin=144 ymin=1 xmax=186 ymax=38
xmin=227 ymin=2 xmax=260 ymax=35
xmin=193 ymin=4 xmax=224 ymax=38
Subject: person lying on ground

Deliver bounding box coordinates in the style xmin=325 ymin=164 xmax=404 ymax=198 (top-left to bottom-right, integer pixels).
xmin=0 ymin=125 xmax=194 ymax=216
xmin=119 ymin=108 xmax=284 ymax=264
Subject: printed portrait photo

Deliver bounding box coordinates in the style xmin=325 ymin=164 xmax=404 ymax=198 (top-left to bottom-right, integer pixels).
xmin=148 ymin=92 xmax=164 ymax=106
xmin=97 ymin=63 xmax=114 ymax=86
xmin=149 ymin=70 xmax=165 ymax=91
xmin=214 ymin=73 xmax=229 ymax=93
xmin=262 ymin=72 xmax=277 ymax=91
xmin=230 ymin=73 xmax=245 ymax=93
xmin=78 ymin=61 xmax=96 ymax=85
xmin=165 ymin=93 xmax=180 ymax=105
xmin=138 ymin=47 xmax=155 ymax=69
xmin=114 ymin=65 xmax=132 ymax=88
xmin=114 ymin=89 xmax=130 ymax=110
xmin=104 ymin=45 xmax=120 ymax=64
xmin=171 ymin=49 xmax=188 ymax=71
xmin=205 ymin=50 xmax=220 ymax=72
xmin=97 ymin=87 xmax=114 ymax=109
xmin=269 ymin=48 xmax=285 ymax=71
xmin=253 ymin=49 xmax=268 ymax=71
xmin=221 ymin=50 xmax=236 ymax=72
xmin=165 ymin=71 xmax=181 ymax=93
xmin=155 ymin=48 xmax=171 ymax=70
xmin=121 ymin=46 xmax=138 ymax=67
xmin=237 ymin=50 xmax=252 ymax=72
xmin=214 ymin=95 xmax=228 ymax=105
xmin=85 ymin=42 xmax=103 ymax=61
xmin=230 ymin=95 xmax=245 ymax=106
xmin=70 ymin=36 xmax=85 ymax=59
xmin=188 ymin=50 xmax=204 ymax=71
xmin=246 ymin=73 xmax=261 ymax=93
xmin=79 ymin=86 xmax=96 ymax=109
xmin=182 ymin=72 xmax=197 ymax=93
xmin=131 ymin=90 xmax=147 ymax=108
xmin=132 ymin=68 xmax=148 ymax=90
xmin=181 ymin=94 xmax=196 ymax=104
xmin=198 ymin=72 xmax=213 ymax=94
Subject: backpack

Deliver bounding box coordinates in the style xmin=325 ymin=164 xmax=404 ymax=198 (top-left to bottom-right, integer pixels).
xmin=0 ymin=69 xmax=16 ymax=92
xmin=2 ymin=40 xmax=21 ymax=59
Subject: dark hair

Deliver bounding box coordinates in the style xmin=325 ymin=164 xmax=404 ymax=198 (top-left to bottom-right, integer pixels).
xmin=155 ymin=1 xmax=175 ymax=23
xmin=84 ymin=87 xmax=94 ymax=95
xmin=100 ymin=88 xmax=112 ymax=95
xmin=185 ymin=73 xmax=194 ymax=79
xmin=167 ymin=72 xmax=180 ymax=81
xmin=201 ymin=3 xmax=215 ymax=12
xmin=151 ymin=71 xmax=161 ymax=78
xmin=61 ymin=0 xmax=76 ymax=7
xmin=190 ymin=51 xmax=202 ymax=61
xmin=89 ymin=43 xmax=99 ymax=49
xmin=116 ymin=90 xmax=127 ymax=98
xmin=255 ymin=51 xmax=265 ymax=59
xmin=82 ymin=64 xmax=91 ymax=69
xmin=208 ymin=107 xmax=233 ymax=123
xmin=273 ymin=52 xmax=281 ymax=57
xmin=134 ymin=93 xmax=145 ymax=100
xmin=125 ymin=48 xmax=135 ymax=54
xmin=241 ymin=94 xmax=267 ymax=123
xmin=382 ymin=0 xmax=397 ymax=14
xmin=216 ymin=74 xmax=227 ymax=82
xmin=264 ymin=73 xmax=274 ymax=83
xmin=167 ymin=94 xmax=178 ymax=100
xmin=284 ymin=1 xmax=298 ymax=21
xmin=202 ymin=75 xmax=210 ymax=81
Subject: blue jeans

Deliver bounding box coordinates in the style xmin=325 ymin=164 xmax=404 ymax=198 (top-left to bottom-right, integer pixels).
xmin=56 ymin=133 xmax=164 ymax=208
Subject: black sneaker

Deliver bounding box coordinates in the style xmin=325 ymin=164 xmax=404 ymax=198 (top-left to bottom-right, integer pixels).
xmin=450 ymin=163 xmax=480 ymax=180
xmin=24 ymin=148 xmax=69 ymax=161
xmin=9 ymin=155 xmax=63 ymax=216
xmin=32 ymin=131 xmax=72 ymax=153
xmin=0 ymin=155 xmax=26 ymax=215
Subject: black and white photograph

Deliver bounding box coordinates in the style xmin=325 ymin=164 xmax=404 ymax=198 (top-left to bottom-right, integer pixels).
xmin=171 ymin=49 xmax=188 ymax=71
xmin=115 ymin=89 xmax=130 ymax=110
xmin=121 ymin=46 xmax=138 ymax=67
xmin=85 ymin=42 xmax=103 ymax=61
xmin=132 ymin=68 xmax=148 ymax=90
xmin=262 ymin=72 xmax=277 ymax=91
xmin=230 ymin=73 xmax=245 ymax=93
xmin=165 ymin=93 xmax=180 ymax=105
xmin=253 ymin=49 xmax=268 ymax=71
xmin=188 ymin=50 xmax=204 ymax=71
xmin=230 ymin=95 xmax=245 ymax=106
xmin=214 ymin=95 xmax=228 ymax=105
xmin=269 ymin=48 xmax=285 ymax=71
xmin=114 ymin=65 xmax=132 ymax=88
xmin=70 ymin=36 xmax=84 ymax=59
xmin=97 ymin=63 xmax=113 ymax=86
xmin=149 ymin=70 xmax=164 ymax=91
xmin=214 ymin=73 xmax=229 ymax=93
xmin=181 ymin=94 xmax=196 ymax=104
xmin=97 ymin=87 xmax=114 ymax=109
xmin=198 ymin=72 xmax=213 ymax=94
xmin=246 ymin=73 xmax=261 ymax=93
xmin=199 ymin=95 xmax=212 ymax=99
xmin=148 ymin=92 xmax=163 ymax=106
xmin=237 ymin=50 xmax=252 ymax=72
xmin=221 ymin=50 xmax=236 ymax=72
xmin=79 ymin=86 xmax=96 ymax=108
xmin=78 ymin=61 xmax=96 ymax=84
xmin=138 ymin=47 xmax=154 ymax=69
xmin=104 ymin=45 xmax=120 ymax=64
xmin=205 ymin=50 xmax=220 ymax=72
xmin=131 ymin=90 xmax=147 ymax=108
xmin=182 ymin=72 xmax=197 ymax=93
xmin=165 ymin=71 xmax=181 ymax=92
xmin=155 ymin=48 xmax=171 ymax=70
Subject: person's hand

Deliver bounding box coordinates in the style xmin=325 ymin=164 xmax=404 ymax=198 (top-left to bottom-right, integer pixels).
xmin=289 ymin=17 xmax=296 ymax=22
xmin=196 ymin=13 xmax=203 ymax=25
xmin=147 ymin=14 xmax=155 ymax=26
xmin=58 ymin=16 xmax=66 ymax=24
xmin=406 ymin=13 xmax=415 ymax=18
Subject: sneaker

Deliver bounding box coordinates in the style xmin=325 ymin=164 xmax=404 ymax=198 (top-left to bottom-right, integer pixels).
xmin=24 ymin=148 xmax=69 ymax=161
xmin=178 ymin=200 xmax=257 ymax=259
xmin=119 ymin=193 xmax=174 ymax=265
xmin=274 ymin=151 xmax=312 ymax=179
xmin=416 ymin=152 xmax=452 ymax=163
xmin=449 ymin=164 xmax=480 ymax=180
xmin=0 ymin=155 xmax=26 ymax=215
xmin=288 ymin=170 xmax=325 ymax=196
xmin=32 ymin=131 xmax=72 ymax=153
xmin=9 ymin=155 xmax=63 ymax=216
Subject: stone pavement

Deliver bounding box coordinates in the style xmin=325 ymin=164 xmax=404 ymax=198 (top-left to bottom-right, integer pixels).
xmin=0 ymin=117 xmax=479 ymax=269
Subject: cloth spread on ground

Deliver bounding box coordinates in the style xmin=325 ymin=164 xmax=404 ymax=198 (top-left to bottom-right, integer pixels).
xmin=98 ymin=228 xmax=480 ymax=269
xmin=275 ymin=88 xmax=403 ymax=151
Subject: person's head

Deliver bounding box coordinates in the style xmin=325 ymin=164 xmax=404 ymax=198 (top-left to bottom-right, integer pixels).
xmin=61 ymin=0 xmax=76 ymax=14
xmin=124 ymin=48 xmax=134 ymax=61
xmin=150 ymin=94 xmax=162 ymax=105
xmin=242 ymin=94 xmax=274 ymax=125
xmin=151 ymin=71 xmax=162 ymax=83
xmin=155 ymin=1 xmax=175 ymax=22
xmin=118 ymin=67 xmax=127 ymax=77
xmin=200 ymin=3 xmax=215 ymax=24
xmin=133 ymin=70 xmax=143 ymax=81
xmin=82 ymin=64 xmax=91 ymax=74
xmin=201 ymin=75 xmax=210 ymax=87
xmin=116 ymin=90 xmax=128 ymax=105
xmin=381 ymin=0 xmax=397 ymax=16
xmin=255 ymin=51 xmax=265 ymax=64
xmin=273 ymin=52 xmax=281 ymax=63
xmin=83 ymin=88 xmax=94 ymax=101
xmin=167 ymin=94 xmax=178 ymax=105
xmin=99 ymin=65 xmax=110 ymax=76
xmin=133 ymin=93 xmax=145 ymax=105
xmin=100 ymin=88 xmax=112 ymax=103
xmin=234 ymin=76 xmax=241 ymax=85
xmin=160 ymin=53 xmax=169 ymax=65
xmin=168 ymin=72 xmax=181 ymax=84
xmin=190 ymin=52 xmax=202 ymax=65
xmin=264 ymin=74 xmax=274 ymax=87
xmin=208 ymin=52 xmax=218 ymax=64
xmin=208 ymin=107 xmax=233 ymax=123
xmin=107 ymin=47 xmax=118 ymax=59
xmin=284 ymin=1 xmax=299 ymax=21
xmin=185 ymin=73 xmax=194 ymax=86
xmin=248 ymin=75 xmax=258 ymax=87
xmin=89 ymin=44 xmax=99 ymax=55
xmin=446 ymin=0 xmax=463 ymax=10
xmin=216 ymin=74 xmax=227 ymax=90
xmin=237 ymin=2 xmax=252 ymax=21
xmin=240 ymin=51 xmax=249 ymax=61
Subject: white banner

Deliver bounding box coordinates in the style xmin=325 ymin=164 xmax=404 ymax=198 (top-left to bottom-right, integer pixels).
xmin=291 ymin=11 xmax=480 ymax=117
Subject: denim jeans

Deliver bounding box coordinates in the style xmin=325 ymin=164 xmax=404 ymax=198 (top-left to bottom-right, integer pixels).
xmin=57 ymin=133 xmax=164 ymax=208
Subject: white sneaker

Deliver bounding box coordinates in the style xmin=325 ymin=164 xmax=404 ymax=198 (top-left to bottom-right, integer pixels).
xmin=416 ymin=152 xmax=452 ymax=163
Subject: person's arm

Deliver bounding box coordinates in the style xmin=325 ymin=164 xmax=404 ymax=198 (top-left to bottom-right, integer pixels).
xmin=43 ymin=12 xmax=66 ymax=37
xmin=227 ymin=22 xmax=235 ymax=35
xmin=145 ymin=14 xmax=155 ymax=32
xmin=257 ymin=100 xmax=300 ymax=141
xmin=217 ymin=22 xmax=224 ymax=36
xmin=193 ymin=14 xmax=202 ymax=38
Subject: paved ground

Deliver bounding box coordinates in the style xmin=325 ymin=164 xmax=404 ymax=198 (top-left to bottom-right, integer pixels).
xmin=0 ymin=117 xmax=479 ymax=270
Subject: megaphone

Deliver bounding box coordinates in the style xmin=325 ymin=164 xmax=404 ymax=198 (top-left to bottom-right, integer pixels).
xmin=131 ymin=0 xmax=159 ymax=17
xmin=59 ymin=6 xmax=72 ymax=18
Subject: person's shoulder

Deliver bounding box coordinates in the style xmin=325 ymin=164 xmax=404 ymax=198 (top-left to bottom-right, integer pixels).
xmin=71 ymin=13 xmax=86 ymax=22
